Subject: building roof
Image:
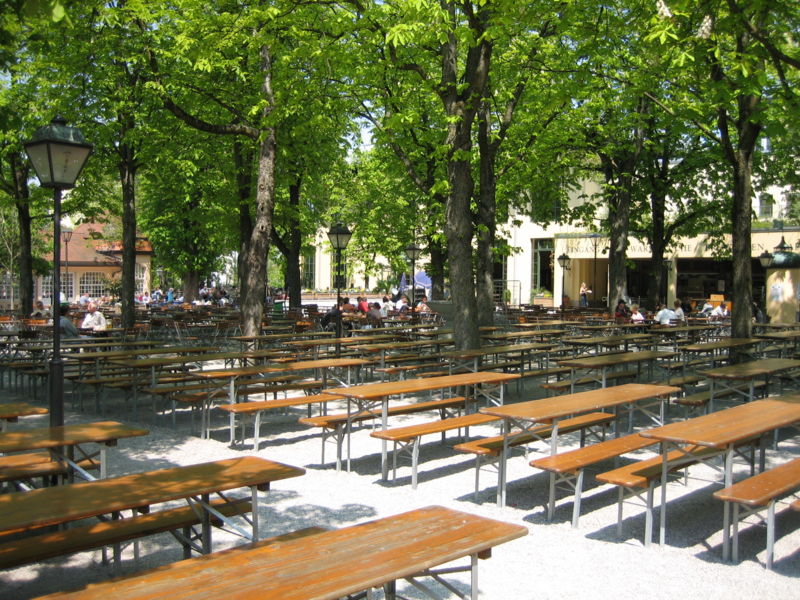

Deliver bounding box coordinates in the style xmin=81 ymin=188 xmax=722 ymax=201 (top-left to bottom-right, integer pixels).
xmin=49 ymin=221 xmax=153 ymax=268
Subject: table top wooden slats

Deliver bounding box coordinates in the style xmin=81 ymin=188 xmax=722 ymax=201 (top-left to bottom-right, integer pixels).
xmin=0 ymin=456 xmax=304 ymax=536
xmin=700 ymin=358 xmax=800 ymax=380
xmin=35 ymin=505 xmax=526 ymax=600
xmin=328 ymin=371 xmax=519 ymax=400
xmin=480 ymin=383 xmax=679 ymax=421
xmin=557 ymin=350 xmax=676 ymax=368
xmin=0 ymin=402 xmax=48 ymax=420
xmin=0 ymin=421 xmax=148 ymax=454
xmin=189 ymin=358 xmax=370 ymax=381
xmin=640 ymin=397 xmax=800 ymax=448
xmin=682 ymin=338 xmax=762 ymax=353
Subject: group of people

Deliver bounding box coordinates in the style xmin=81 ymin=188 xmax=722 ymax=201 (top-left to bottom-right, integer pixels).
xmin=614 ymin=298 xmax=730 ymax=324
xmin=321 ymin=293 xmax=432 ymax=333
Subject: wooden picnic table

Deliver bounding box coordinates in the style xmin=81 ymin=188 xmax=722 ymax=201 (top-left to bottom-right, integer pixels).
xmin=0 ymin=402 xmax=48 ymax=432
xmin=756 ymin=330 xmax=800 ymax=357
xmin=557 ymin=350 xmax=677 ymax=392
xmin=560 ymin=333 xmax=654 ymax=353
xmin=439 ymin=342 xmax=552 ymax=376
xmin=350 ymin=339 xmax=454 ymax=368
xmin=699 ymin=357 xmax=800 ymax=409
xmin=482 ymin=330 xmax=566 ymax=343
xmin=189 ymin=358 xmax=371 ymax=438
xmin=0 ymin=456 xmax=304 ymax=557
xmin=0 ymin=420 xmax=148 ymax=480
xmin=328 ymin=371 xmax=519 ymax=477
xmin=481 ymin=383 xmax=679 ymax=506
xmin=283 ymin=334 xmax=399 ymax=357
xmin=33 ymin=505 xmax=526 ymax=600
xmin=681 ymin=337 xmax=762 ymax=368
xmin=640 ymin=397 xmax=800 ymax=552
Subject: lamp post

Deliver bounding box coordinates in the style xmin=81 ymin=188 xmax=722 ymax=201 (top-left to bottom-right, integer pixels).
xmin=557 ymin=253 xmax=571 ymax=316
xmin=327 ymin=223 xmax=352 ymax=355
xmin=405 ymin=242 xmax=422 ymax=323
xmin=25 ymin=117 xmax=92 ymax=428
xmin=61 ymin=224 xmax=73 ymax=303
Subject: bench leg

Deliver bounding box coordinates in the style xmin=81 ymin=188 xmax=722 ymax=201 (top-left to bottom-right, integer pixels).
xmin=572 ymin=470 xmax=585 ymax=529
xmin=766 ymin=500 xmax=775 ymax=570
xmin=411 ymin=438 xmax=420 ymax=490
xmin=473 ymin=456 xmax=482 ymax=502
xmin=547 ymin=471 xmax=556 ymax=522
xmin=644 ymin=482 xmax=655 ymax=548
xmin=616 ymin=487 xmax=624 ymax=538
xmin=253 ymin=412 xmax=262 ymax=452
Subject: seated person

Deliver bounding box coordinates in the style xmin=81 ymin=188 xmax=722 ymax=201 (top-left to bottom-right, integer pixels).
xmin=341 ymin=297 xmax=356 ymax=313
xmin=59 ymin=305 xmax=80 ymax=338
xmin=30 ymin=300 xmax=47 ymax=318
xmin=710 ymin=302 xmax=729 ymax=319
xmin=699 ymin=301 xmax=714 ymax=315
xmin=379 ymin=296 xmax=394 ymax=318
xmin=614 ymin=299 xmax=631 ymax=320
xmin=416 ymin=295 xmax=431 ymax=313
xmin=357 ymin=296 xmax=370 ymax=314
xmin=366 ymin=302 xmax=383 ymax=328
xmin=672 ymin=299 xmax=685 ymax=322
xmin=654 ymin=303 xmax=676 ymax=325
xmin=81 ymin=303 xmax=107 ymax=331
xmin=395 ymin=295 xmax=410 ymax=313
xmin=630 ymin=304 xmax=646 ymax=322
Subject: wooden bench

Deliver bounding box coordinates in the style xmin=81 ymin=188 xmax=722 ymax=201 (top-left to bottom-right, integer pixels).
xmin=0 ymin=497 xmax=289 ymax=570
xmin=595 ymin=444 xmax=736 ymax=546
xmin=674 ymin=380 xmax=767 ymax=415
xmin=540 ymin=369 xmax=638 ymax=396
xmin=530 ymin=433 xmax=658 ymax=527
xmin=216 ymin=392 xmax=343 ymax=449
xmin=369 ymin=412 xmax=500 ymax=488
xmin=300 ymin=396 xmax=469 ymax=471
xmin=713 ymin=456 xmax=800 ymax=569
xmin=22 ymin=506 xmax=523 ymax=600
xmin=0 ymin=451 xmax=100 ymax=490
xmin=454 ymin=412 xmax=615 ymax=500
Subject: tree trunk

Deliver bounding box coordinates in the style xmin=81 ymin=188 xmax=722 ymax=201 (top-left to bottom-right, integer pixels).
xmin=731 ymin=152 xmax=754 ymax=340
xmin=119 ymin=143 xmax=137 ymax=330
xmin=233 ymin=139 xmax=254 ymax=310
xmin=475 ymin=99 xmax=496 ymax=326
xmin=11 ymin=155 xmax=33 ymax=316
xmin=240 ymin=45 xmax=276 ymax=336
xmin=183 ymin=270 xmax=199 ymax=302
xmin=427 ymin=237 xmax=446 ymax=301
xmin=438 ymin=2 xmax=491 ymax=351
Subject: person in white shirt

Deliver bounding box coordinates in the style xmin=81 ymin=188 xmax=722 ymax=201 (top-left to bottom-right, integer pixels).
xmin=630 ymin=305 xmax=646 ymax=322
xmin=672 ymin=299 xmax=685 ymax=322
xmin=710 ymin=302 xmax=729 ymax=319
xmin=81 ymin=303 xmax=107 ymax=331
xmin=380 ymin=296 xmax=394 ymax=318
xmin=654 ymin=303 xmax=676 ymax=325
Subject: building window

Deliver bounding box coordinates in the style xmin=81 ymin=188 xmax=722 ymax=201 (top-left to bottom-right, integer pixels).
xmin=61 ymin=272 xmax=74 ymax=302
xmin=759 ymin=193 xmax=775 ymax=219
xmin=79 ymin=272 xmax=110 ymax=299
xmin=0 ymin=273 xmax=19 ymax=304
xmin=302 ymin=250 xmax=315 ymax=290
xmin=135 ymin=263 xmax=147 ymax=294
xmin=39 ymin=274 xmax=53 ymax=300
xmin=532 ymin=239 xmax=554 ymax=294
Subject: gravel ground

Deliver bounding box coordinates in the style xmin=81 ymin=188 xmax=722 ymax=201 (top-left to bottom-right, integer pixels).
xmin=2 ymin=373 xmax=800 ymax=599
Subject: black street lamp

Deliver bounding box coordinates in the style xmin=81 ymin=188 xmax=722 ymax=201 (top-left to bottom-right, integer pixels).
xmin=327 ymin=222 xmax=352 ymax=354
xmin=25 ymin=117 xmax=92 ymax=428
xmin=405 ymin=242 xmax=422 ymax=323
xmin=61 ymin=224 xmax=73 ymax=302
xmin=557 ymin=253 xmax=571 ymax=315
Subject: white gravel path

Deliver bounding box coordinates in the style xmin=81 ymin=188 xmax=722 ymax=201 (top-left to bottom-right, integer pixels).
xmin=2 ymin=375 xmax=799 ymax=599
